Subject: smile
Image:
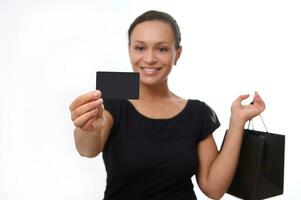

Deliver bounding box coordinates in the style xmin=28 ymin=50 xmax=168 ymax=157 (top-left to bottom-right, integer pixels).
xmin=140 ymin=67 xmax=162 ymax=75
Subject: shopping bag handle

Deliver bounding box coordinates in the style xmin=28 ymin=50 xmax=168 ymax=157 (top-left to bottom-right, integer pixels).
xmin=247 ymin=101 xmax=268 ymax=132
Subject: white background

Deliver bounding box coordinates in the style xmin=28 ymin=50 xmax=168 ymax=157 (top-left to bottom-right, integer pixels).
xmin=0 ymin=0 xmax=300 ymax=199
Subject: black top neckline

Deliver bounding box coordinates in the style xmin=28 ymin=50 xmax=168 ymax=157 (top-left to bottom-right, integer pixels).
xmin=126 ymin=99 xmax=191 ymax=121
xmin=102 ymin=99 xmax=220 ymax=199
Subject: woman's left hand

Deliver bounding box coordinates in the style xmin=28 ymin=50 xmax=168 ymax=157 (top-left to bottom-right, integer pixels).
xmin=231 ymin=91 xmax=266 ymax=124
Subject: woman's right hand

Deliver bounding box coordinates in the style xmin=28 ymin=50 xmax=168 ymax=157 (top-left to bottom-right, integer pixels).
xmin=69 ymin=90 xmax=105 ymax=132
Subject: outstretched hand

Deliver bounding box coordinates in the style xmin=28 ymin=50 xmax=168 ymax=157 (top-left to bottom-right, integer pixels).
xmin=69 ymin=90 xmax=105 ymax=132
xmin=231 ymin=91 xmax=266 ymax=124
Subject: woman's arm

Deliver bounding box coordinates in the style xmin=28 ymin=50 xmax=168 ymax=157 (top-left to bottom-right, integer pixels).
xmin=74 ymin=110 xmax=113 ymax=157
xmin=70 ymin=90 xmax=113 ymax=157
xmin=196 ymin=92 xmax=265 ymax=199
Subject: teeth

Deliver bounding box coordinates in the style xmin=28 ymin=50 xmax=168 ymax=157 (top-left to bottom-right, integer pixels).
xmin=142 ymin=67 xmax=160 ymax=75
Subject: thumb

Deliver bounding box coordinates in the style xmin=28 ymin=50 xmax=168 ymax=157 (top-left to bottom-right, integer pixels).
xmin=98 ymin=104 xmax=106 ymax=128
xmin=235 ymin=94 xmax=250 ymax=104
xmin=97 ymin=103 xmax=104 ymax=118
xmin=231 ymin=94 xmax=250 ymax=112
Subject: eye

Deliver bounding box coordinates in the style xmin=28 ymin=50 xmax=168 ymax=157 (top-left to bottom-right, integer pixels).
xmin=158 ymin=47 xmax=168 ymax=52
xmin=134 ymin=46 xmax=145 ymax=52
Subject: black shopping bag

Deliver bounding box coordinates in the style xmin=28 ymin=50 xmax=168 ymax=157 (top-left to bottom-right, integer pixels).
xmin=223 ymin=117 xmax=285 ymax=200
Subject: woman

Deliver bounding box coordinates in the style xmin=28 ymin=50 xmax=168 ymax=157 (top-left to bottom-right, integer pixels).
xmin=69 ymin=10 xmax=265 ymax=200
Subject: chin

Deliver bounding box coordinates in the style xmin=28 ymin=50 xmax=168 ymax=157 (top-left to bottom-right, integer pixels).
xmin=140 ymin=78 xmax=158 ymax=86
xmin=140 ymin=76 xmax=167 ymax=86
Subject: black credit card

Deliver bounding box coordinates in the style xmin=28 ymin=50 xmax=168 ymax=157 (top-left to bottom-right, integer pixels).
xmin=96 ymin=71 xmax=140 ymax=99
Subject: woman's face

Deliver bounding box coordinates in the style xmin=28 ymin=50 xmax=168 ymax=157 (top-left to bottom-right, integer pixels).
xmin=128 ymin=20 xmax=182 ymax=86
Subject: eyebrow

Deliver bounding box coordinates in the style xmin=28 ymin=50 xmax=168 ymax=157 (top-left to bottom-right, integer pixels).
xmin=132 ymin=40 xmax=169 ymax=45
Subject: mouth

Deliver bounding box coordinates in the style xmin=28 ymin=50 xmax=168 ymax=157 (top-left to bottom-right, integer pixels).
xmin=140 ymin=67 xmax=162 ymax=75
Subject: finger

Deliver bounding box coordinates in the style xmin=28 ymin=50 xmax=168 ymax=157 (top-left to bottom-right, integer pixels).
xmin=73 ymin=108 xmax=98 ymax=128
xmin=71 ymin=98 xmax=103 ymax=121
xmin=97 ymin=103 xmax=105 ymax=118
xmin=69 ymin=90 xmax=101 ymax=111
xmin=235 ymin=94 xmax=250 ymax=104
xmin=255 ymin=91 xmax=264 ymax=102
xmin=81 ymin=118 xmax=96 ymax=130
xmin=249 ymin=92 xmax=266 ymax=114
xmin=253 ymin=92 xmax=265 ymax=106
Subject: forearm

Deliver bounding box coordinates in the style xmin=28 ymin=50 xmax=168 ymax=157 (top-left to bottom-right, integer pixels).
xmin=198 ymin=93 xmax=265 ymax=199
xmin=205 ymin=117 xmax=245 ymax=197
xmin=74 ymin=128 xmax=102 ymax=157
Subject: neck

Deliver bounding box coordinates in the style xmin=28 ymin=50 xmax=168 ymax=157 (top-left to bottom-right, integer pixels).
xmin=139 ymin=80 xmax=172 ymax=101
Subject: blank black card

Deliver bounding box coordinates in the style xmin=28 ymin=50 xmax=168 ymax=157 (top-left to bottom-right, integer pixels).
xmin=96 ymin=71 xmax=140 ymax=99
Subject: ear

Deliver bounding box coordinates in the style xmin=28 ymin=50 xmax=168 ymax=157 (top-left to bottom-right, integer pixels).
xmin=174 ymin=46 xmax=182 ymax=65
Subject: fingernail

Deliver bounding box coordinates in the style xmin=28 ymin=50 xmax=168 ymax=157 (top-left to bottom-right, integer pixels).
xmin=95 ymin=99 xmax=101 ymax=105
xmin=94 ymin=90 xmax=101 ymax=97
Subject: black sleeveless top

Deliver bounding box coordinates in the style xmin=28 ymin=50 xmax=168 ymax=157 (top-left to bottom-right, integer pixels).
xmin=102 ymin=99 xmax=220 ymax=200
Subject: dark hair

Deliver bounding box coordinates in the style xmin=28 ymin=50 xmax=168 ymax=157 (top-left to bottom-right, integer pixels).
xmin=128 ymin=10 xmax=181 ymax=49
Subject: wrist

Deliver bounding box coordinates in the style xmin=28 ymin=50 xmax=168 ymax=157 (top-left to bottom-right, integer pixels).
xmin=229 ymin=115 xmax=247 ymax=129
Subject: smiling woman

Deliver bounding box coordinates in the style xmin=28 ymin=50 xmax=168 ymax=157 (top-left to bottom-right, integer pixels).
xmin=69 ymin=10 xmax=266 ymax=200
xmin=128 ymin=20 xmax=181 ymax=86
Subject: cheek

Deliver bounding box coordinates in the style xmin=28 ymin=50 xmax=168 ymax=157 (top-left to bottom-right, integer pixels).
xmin=159 ymin=53 xmax=175 ymax=65
xmin=129 ymin=52 xmax=142 ymax=65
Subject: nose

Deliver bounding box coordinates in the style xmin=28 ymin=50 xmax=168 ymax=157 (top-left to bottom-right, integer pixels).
xmin=144 ymin=50 xmax=157 ymax=64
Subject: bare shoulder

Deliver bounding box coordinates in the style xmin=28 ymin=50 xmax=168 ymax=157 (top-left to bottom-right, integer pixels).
xmin=171 ymin=94 xmax=188 ymax=106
